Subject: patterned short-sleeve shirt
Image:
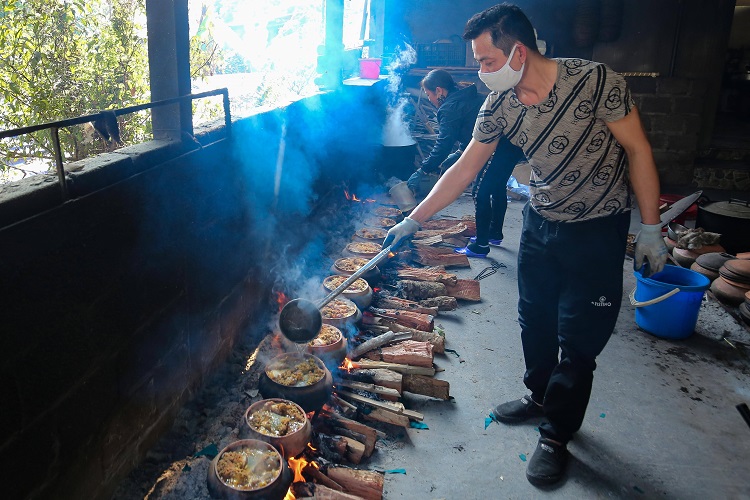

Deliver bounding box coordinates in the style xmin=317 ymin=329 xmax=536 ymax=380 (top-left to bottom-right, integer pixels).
xmin=474 ymin=58 xmax=635 ymax=222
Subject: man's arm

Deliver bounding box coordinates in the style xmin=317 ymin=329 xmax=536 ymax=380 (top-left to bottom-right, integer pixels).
xmin=409 ymin=138 xmax=497 ymax=224
xmin=605 ymin=107 xmax=661 ymax=225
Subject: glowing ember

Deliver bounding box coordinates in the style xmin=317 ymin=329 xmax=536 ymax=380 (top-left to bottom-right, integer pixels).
xmin=387 ymin=251 xmax=396 ymax=258
xmin=373 ymin=287 xmax=381 ymax=293
xmin=275 ymin=291 xmax=289 ymax=312
xmin=341 ymin=357 xmax=354 ymax=371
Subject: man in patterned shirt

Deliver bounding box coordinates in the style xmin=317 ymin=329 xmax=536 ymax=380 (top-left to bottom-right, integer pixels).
xmin=384 ymin=3 xmax=668 ymax=486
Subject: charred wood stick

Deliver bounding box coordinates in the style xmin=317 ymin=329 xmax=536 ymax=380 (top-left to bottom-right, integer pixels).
xmin=367 ymin=307 xmax=434 ymax=332
xmin=351 ymin=359 xmax=435 ymax=376
xmin=340 ymin=368 xmax=403 ymax=392
xmin=336 ymin=380 xmax=401 ymax=401
xmin=337 ymin=388 xmax=424 ymax=421
xmin=362 ymin=340 xmax=434 ymax=368
xmin=319 ymin=409 xmax=380 ymax=456
xmin=397 ymin=279 xmax=447 ymax=300
xmin=330 ymin=393 xmax=358 ymax=416
xmin=403 ymin=374 xmax=450 ymax=400
xmin=372 ymin=295 xmax=439 ymax=315
xmin=341 ymin=435 xmax=366 ymax=464
xmin=327 ymin=467 xmax=384 ymax=500
xmin=418 ymin=296 xmax=458 ymax=311
xmin=303 ymin=464 xmax=344 ymax=491
xmin=316 ymin=433 xmax=348 ymax=462
xmin=349 ymin=331 xmax=412 ymax=359
xmin=292 ymin=482 xmax=365 ymax=500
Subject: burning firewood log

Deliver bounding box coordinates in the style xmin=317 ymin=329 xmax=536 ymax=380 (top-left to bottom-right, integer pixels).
xmin=395 ymin=265 xmax=458 ymax=285
xmin=413 ymin=246 xmax=471 ymax=267
xmin=292 ymin=482 xmax=365 ymax=499
xmin=338 ymin=368 xmax=403 ymax=393
xmin=403 ymin=374 xmax=450 ymax=400
xmin=336 ymin=380 xmax=400 ymax=401
xmin=316 ymin=433 xmax=349 ymax=462
xmin=397 ymin=279 xmax=447 ymax=300
xmin=362 ymin=340 xmax=434 ymax=367
xmin=320 ymin=407 xmax=380 ymax=457
xmin=444 ymin=278 xmax=481 ymax=301
xmin=351 ymin=359 xmax=435 ymax=376
xmin=371 ymin=294 xmax=439 ymax=315
xmin=315 ymin=433 xmax=366 ymax=464
xmin=325 ymin=467 xmax=384 ymax=500
xmin=349 ymin=331 xmax=412 ymax=359
xmin=302 ymin=464 xmax=345 ymax=491
xmin=367 ymin=307 xmax=434 ymax=332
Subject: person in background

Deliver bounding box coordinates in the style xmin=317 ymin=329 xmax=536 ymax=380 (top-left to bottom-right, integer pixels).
xmin=384 ymin=3 xmax=667 ymax=486
xmin=454 ymin=139 xmax=524 ymax=257
xmin=407 ymin=70 xmax=484 ymax=197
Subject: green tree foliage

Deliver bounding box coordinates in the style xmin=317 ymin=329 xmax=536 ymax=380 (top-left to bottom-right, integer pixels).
xmin=0 ymin=0 xmax=149 ymax=178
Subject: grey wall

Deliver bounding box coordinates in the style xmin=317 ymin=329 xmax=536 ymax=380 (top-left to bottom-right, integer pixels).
xmin=388 ymin=0 xmax=739 ymax=190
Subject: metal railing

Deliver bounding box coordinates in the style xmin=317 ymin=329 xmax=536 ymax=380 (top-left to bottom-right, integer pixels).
xmin=0 ymin=88 xmax=232 ymax=201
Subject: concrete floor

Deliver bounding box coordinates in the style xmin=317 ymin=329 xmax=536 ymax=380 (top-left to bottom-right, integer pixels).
xmin=114 ymin=193 xmax=750 ymax=500
xmin=371 ymin=194 xmax=750 ymax=499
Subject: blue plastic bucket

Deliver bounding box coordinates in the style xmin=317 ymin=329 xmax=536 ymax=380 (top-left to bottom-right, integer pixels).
xmin=632 ymin=265 xmax=710 ymax=339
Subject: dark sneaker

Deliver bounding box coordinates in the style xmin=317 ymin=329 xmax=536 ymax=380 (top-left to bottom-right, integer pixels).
xmin=491 ymin=395 xmax=544 ymax=423
xmin=526 ymin=438 xmax=568 ymax=486
xmin=454 ymin=244 xmax=489 ymax=258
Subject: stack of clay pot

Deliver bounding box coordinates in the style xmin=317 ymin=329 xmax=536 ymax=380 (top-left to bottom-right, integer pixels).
xmin=711 ymin=258 xmax=750 ymax=307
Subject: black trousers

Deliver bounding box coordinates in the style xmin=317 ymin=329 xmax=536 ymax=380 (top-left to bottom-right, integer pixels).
xmin=518 ymin=204 xmax=630 ymax=444
xmin=473 ymin=140 xmax=524 ymax=245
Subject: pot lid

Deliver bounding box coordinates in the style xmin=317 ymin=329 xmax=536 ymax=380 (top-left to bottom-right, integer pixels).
xmin=724 ymin=258 xmax=750 ymax=278
xmin=701 ymin=199 xmax=750 ymax=219
xmin=695 ymin=252 xmax=735 ymax=271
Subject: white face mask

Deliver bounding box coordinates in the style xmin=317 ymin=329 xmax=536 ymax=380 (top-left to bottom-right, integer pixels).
xmin=478 ymin=44 xmax=524 ymax=93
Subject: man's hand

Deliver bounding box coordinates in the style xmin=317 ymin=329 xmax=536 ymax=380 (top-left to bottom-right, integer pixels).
xmin=383 ymin=217 xmax=420 ymax=249
xmin=635 ymin=223 xmax=668 ymax=277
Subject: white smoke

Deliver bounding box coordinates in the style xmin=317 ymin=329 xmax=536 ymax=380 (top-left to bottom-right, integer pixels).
xmin=382 ymin=99 xmax=413 ymax=147
xmin=382 ymin=43 xmax=417 ymax=147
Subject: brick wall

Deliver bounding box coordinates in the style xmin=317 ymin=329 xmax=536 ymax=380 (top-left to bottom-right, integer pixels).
xmin=628 ymin=75 xmax=708 ymax=189
xmin=0 ymin=138 xmax=271 ymax=499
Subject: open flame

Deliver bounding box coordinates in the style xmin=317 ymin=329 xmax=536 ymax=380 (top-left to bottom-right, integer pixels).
xmin=288 ymin=456 xmax=309 ymax=483
xmin=275 ymin=291 xmax=288 ymax=313
xmin=341 ymin=357 xmax=354 ymax=372
xmin=387 ymin=251 xmax=396 ymax=258
xmin=343 ymin=189 xmax=376 ymax=203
